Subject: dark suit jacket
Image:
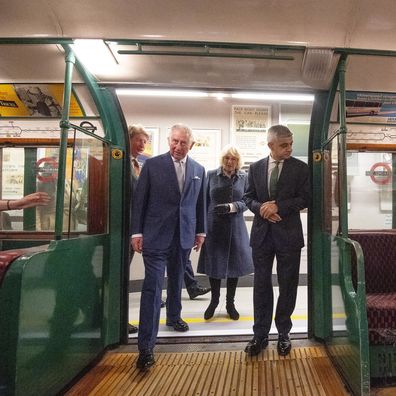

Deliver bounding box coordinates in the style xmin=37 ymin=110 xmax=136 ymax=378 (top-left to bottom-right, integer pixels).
xmin=131 ymin=152 xmax=206 ymax=250
xmin=244 ymin=156 xmax=310 ymax=251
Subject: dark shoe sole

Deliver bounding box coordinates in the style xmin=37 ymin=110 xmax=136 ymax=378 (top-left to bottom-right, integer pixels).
xmin=136 ymin=354 xmax=155 ymax=370
xmin=166 ymin=322 xmax=189 ymax=332
xmin=128 ymin=324 xmax=138 ymax=334
xmin=244 ymin=339 xmax=269 ymax=356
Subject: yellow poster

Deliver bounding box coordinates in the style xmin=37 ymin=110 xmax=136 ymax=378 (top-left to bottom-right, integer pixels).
xmin=0 ymin=84 xmax=84 ymax=117
xmin=0 ymin=85 xmax=30 ymax=117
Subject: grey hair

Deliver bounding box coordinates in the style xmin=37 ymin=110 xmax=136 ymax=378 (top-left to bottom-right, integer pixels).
xmin=128 ymin=124 xmax=149 ymax=139
xmin=267 ymin=125 xmax=293 ymax=142
xmin=168 ymin=123 xmax=195 ymax=144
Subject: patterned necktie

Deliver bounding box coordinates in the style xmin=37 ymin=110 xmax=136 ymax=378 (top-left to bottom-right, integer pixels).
xmin=175 ymin=160 xmax=185 ymax=193
xmin=132 ymin=158 xmax=140 ymax=177
xmin=269 ymin=161 xmax=279 ymax=199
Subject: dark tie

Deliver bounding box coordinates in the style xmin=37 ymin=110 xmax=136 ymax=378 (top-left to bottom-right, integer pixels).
xmin=132 ymin=159 xmax=140 ymax=177
xmin=269 ymin=161 xmax=279 ymax=199
xmin=175 ymin=160 xmax=185 ymax=192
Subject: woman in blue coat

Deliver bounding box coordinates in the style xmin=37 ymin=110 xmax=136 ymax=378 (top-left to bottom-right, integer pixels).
xmin=197 ymin=145 xmax=253 ymax=320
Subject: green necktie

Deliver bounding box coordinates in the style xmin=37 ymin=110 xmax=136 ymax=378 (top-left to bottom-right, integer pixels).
xmin=269 ymin=161 xmax=279 ymax=199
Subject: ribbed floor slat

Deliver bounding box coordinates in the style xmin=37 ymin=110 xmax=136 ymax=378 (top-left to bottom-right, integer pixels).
xmin=66 ymin=346 xmax=349 ymax=395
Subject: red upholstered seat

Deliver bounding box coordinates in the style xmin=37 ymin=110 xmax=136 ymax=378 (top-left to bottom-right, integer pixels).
xmin=367 ymin=293 xmax=396 ymax=345
xmin=349 ymin=231 xmax=396 ymax=345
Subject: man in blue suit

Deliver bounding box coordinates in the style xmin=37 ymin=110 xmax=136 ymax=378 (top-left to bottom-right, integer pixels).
xmin=128 ymin=125 xmax=210 ymax=334
xmin=243 ymin=125 xmax=310 ymax=357
xmin=131 ymin=123 xmax=206 ymax=370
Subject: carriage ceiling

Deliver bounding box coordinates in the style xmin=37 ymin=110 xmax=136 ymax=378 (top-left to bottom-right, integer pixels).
xmin=0 ymin=0 xmax=396 ymax=91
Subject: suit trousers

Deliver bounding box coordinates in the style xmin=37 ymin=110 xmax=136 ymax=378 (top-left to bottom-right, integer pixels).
xmin=252 ymin=234 xmax=301 ymax=338
xmin=138 ymin=237 xmax=190 ymax=351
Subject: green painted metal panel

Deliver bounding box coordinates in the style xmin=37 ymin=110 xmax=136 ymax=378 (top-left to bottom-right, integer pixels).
xmin=70 ymin=50 xmax=130 ymax=345
xmin=0 ymin=235 xmax=108 ymax=396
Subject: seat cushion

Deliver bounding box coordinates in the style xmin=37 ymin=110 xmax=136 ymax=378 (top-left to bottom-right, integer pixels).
xmin=367 ymin=292 xmax=396 ymax=345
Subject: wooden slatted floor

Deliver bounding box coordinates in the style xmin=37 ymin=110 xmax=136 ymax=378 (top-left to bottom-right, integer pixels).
xmin=66 ymin=345 xmax=350 ymax=395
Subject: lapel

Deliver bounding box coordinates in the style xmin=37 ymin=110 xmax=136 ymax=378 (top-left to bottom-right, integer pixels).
xmin=277 ymin=157 xmax=290 ymax=191
xmin=183 ymin=156 xmax=193 ymax=196
xmin=262 ymin=157 xmax=270 ymax=197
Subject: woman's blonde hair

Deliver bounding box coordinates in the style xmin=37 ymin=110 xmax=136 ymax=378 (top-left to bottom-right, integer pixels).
xmin=220 ymin=144 xmax=243 ymax=170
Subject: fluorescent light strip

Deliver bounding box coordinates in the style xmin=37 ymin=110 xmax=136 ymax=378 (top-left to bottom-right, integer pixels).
xmin=116 ymin=89 xmax=315 ymax=102
xmin=116 ymin=89 xmax=209 ymax=98
xmin=231 ymin=92 xmax=314 ymax=101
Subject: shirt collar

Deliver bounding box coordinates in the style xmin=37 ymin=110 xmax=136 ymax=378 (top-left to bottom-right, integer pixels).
xmin=269 ymin=155 xmax=283 ymax=164
xmin=171 ymin=155 xmax=187 ymax=163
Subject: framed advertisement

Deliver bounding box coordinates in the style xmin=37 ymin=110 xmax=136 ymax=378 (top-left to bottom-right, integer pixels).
xmin=140 ymin=127 xmax=159 ymax=159
xmin=0 ymin=83 xmax=85 ymax=118
xmin=190 ymin=128 xmax=221 ymax=171
xmin=231 ymin=105 xmax=271 ymax=168
xmin=345 ymin=91 xmax=396 ymax=125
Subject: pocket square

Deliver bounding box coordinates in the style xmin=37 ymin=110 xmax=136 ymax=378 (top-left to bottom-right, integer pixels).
xmin=193 ymin=176 xmax=201 ymax=180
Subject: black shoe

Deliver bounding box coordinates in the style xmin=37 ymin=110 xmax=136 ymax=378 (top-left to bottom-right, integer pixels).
xmin=187 ymin=285 xmax=211 ymax=300
xmin=161 ymin=300 xmax=166 ymax=308
xmin=204 ymin=301 xmax=218 ymax=320
xmin=244 ymin=337 xmax=269 ymax=356
xmin=128 ymin=324 xmax=138 ymax=334
xmin=277 ymin=334 xmax=291 ymax=356
xmin=166 ymin=318 xmax=189 ymax=332
xmin=136 ymin=350 xmax=155 ymax=370
xmin=226 ymin=303 xmax=240 ymax=320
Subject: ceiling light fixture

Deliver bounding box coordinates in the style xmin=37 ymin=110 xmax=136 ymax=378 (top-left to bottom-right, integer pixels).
xmin=116 ymin=89 xmax=209 ymax=98
xmin=231 ymin=92 xmax=314 ymax=102
xmin=71 ymin=39 xmax=118 ymax=74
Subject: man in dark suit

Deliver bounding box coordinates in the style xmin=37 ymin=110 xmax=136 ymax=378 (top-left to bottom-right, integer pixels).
xmin=131 ymin=123 xmax=206 ymax=370
xmin=128 ymin=125 xmax=210 ymax=334
xmin=243 ymin=125 xmax=310 ymax=357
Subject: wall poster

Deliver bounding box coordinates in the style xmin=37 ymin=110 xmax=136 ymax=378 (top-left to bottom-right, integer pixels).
xmin=0 ymin=84 xmax=85 ymax=117
xmin=231 ymin=105 xmax=271 ymax=168
xmin=190 ymin=128 xmax=221 ymax=171
xmin=345 ymin=91 xmax=396 ymax=124
xmin=141 ymin=127 xmax=159 ymax=159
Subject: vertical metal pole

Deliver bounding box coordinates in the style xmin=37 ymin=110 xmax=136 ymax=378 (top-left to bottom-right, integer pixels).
xmin=55 ymin=49 xmax=75 ymax=239
xmin=338 ymin=56 xmax=349 ymax=237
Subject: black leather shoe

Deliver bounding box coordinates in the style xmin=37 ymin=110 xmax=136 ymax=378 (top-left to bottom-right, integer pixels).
xmin=244 ymin=337 xmax=269 ymax=356
xmin=187 ymin=285 xmax=211 ymax=300
xmin=161 ymin=300 xmax=166 ymax=308
xmin=277 ymin=334 xmax=291 ymax=356
xmin=136 ymin=350 xmax=155 ymax=370
xmin=166 ymin=318 xmax=189 ymax=332
xmin=128 ymin=324 xmax=138 ymax=334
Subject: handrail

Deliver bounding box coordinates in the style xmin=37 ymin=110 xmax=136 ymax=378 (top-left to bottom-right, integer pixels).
xmin=335 ymin=234 xmax=370 ymax=395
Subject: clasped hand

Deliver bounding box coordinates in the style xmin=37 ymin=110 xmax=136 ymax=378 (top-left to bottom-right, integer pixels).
xmin=260 ymin=200 xmax=282 ymax=223
xmin=213 ymin=203 xmax=231 ymax=215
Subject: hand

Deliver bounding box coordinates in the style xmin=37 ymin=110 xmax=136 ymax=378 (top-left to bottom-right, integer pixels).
xmin=131 ymin=236 xmax=143 ymax=253
xmin=259 ymin=201 xmax=280 ymax=220
xmin=213 ymin=203 xmax=230 ymax=215
xmin=267 ymin=213 xmax=282 ymax=223
xmin=17 ymin=192 xmax=51 ymax=209
xmin=193 ymin=235 xmax=205 ymax=252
